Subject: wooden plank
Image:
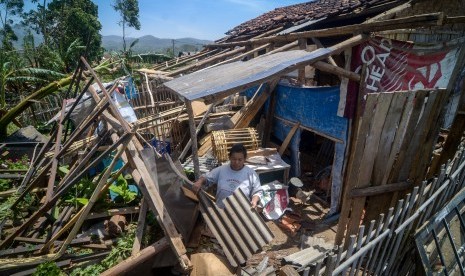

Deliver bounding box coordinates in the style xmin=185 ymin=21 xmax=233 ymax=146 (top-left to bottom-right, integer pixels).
xmin=376 ymin=92 xmax=415 ymax=186
xmin=298 ymin=38 xmax=307 ymax=84
xmin=235 ymin=79 xmax=278 ymax=129
xmin=168 ymin=47 xmax=246 ymax=77
xmin=158 ymin=49 xmax=220 ymax=71
xmin=86 ymin=206 xmax=140 ymax=220
xmin=345 ymin=92 xmax=393 ymax=242
xmin=264 ymin=40 xmax=299 ymax=56
xmin=263 ymin=88 xmax=277 ymax=147
xmin=335 ymin=69 xmax=371 ymax=245
xmin=399 ymin=90 xmax=440 ymax=181
xmin=186 ymin=101 xmax=201 ymax=178
xmin=191 ymin=100 xmax=209 ymax=117
xmin=132 ymin=199 xmax=148 ymax=256
xmin=45 ymin=100 xmax=66 ymax=202
xmin=364 ymin=92 xmax=410 ymax=222
xmin=278 ymin=122 xmax=300 ymax=156
xmin=350 ymin=181 xmax=412 ymax=198
xmin=179 ymin=102 xmax=215 ymax=161
xmin=312 ymin=61 xmax=361 ymax=82
xmin=387 ymin=90 xmax=429 ymax=184
xmin=101 ymin=238 xmax=170 ymax=276
xmin=373 ymin=92 xmax=409 ymax=186
xmin=410 ymin=90 xmax=448 ymax=181
xmin=209 ymin=43 xmax=271 ymax=68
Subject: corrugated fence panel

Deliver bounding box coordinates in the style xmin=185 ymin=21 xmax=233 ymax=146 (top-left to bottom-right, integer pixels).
xmin=199 ymin=188 xmax=274 ymax=267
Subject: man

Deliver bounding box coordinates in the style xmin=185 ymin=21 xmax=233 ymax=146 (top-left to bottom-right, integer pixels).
xmin=193 ymin=144 xmax=262 ymax=208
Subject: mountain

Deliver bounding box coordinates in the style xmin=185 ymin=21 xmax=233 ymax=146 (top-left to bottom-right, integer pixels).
xmin=9 ymin=24 xmax=212 ymax=54
xmin=102 ymin=35 xmax=212 ymax=54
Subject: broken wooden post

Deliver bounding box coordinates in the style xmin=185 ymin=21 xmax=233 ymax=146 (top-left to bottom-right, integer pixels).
xmin=279 ymin=122 xmax=300 ymax=156
xmin=101 ymin=238 xmax=170 ymax=276
xmin=186 ymin=100 xmax=201 ymax=178
xmin=132 ymin=198 xmax=148 ymax=256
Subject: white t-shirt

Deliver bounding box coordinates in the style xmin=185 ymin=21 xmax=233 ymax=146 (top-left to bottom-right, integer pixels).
xmin=204 ymin=164 xmax=262 ymax=208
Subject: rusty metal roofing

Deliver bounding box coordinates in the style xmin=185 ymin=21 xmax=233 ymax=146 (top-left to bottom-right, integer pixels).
xmin=198 ymin=188 xmax=274 ymax=267
xmin=225 ymin=0 xmax=403 ymax=40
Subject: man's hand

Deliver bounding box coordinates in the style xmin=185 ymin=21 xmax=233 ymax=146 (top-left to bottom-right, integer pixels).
xmin=193 ymin=177 xmax=204 ymax=194
xmin=250 ymin=195 xmax=260 ymax=209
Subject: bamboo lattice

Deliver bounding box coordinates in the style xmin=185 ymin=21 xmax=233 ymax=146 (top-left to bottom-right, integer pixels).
xmin=211 ymin=128 xmax=260 ymax=161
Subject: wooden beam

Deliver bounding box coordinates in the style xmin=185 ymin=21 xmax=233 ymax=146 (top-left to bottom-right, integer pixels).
xmin=132 ymin=199 xmax=148 ymax=256
xmin=167 ymin=47 xmax=246 ymax=77
xmin=273 ymin=116 xmax=343 ymax=143
xmin=279 ymin=122 xmax=300 ymax=156
xmin=186 ymin=100 xmax=201 ymax=178
xmin=235 ymin=79 xmax=279 ymax=129
xmin=206 ymin=43 xmax=271 ymax=69
xmin=311 ymin=37 xmax=339 ymax=67
xmin=312 ymin=61 xmax=361 ymax=82
xmin=101 ymin=238 xmax=170 ymax=276
xmin=263 ymin=88 xmax=277 ymax=147
xmin=179 ymin=101 xmax=216 ymax=161
xmin=157 ymin=49 xmax=221 ymax=71
xmin=298 ymin=38 xmax=307 ymax=84
xmin=206 ymin=13 xmax=445 ymax=48
xmin=45 ymin=100 xmax=66 ymax=202
xmin=264 ymin=40 xmax=299 ymax=56
xmin=349 ymin=181 xmax=412 ymax=198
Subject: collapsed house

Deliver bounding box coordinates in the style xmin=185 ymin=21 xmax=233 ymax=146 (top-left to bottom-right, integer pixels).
xmin=1 ymin=0 xmax=465 ymax=275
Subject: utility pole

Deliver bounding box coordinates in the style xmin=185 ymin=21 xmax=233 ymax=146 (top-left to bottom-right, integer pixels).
xmin=172 ymin=39 xmax=175 ymax=58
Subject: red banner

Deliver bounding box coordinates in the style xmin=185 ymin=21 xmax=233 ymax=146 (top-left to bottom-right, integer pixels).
xmin=341 ymin=37 xmax=460 ymax=118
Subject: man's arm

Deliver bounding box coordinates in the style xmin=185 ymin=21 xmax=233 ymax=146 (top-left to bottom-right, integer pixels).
xmin=250 ymin=170 xmax=262 ymax=208
xmin=193 ymin=175 xmax=206 ymax=193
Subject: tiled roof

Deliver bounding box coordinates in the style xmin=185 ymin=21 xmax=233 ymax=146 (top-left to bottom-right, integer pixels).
xmin=225 ymin=0 xmax=399 ymax=39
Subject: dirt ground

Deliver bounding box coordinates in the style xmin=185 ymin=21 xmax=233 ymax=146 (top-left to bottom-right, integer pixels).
xmin=246 ymin=194 xmax=338 ymax=270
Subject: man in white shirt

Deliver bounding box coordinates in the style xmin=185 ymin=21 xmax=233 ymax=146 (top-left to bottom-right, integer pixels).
xmin=193 ymin=144 xmax=262 ymax=209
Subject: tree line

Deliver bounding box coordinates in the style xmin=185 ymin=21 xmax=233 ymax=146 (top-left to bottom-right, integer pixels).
xmin=0 ymin=0 xmax=140 ymax=114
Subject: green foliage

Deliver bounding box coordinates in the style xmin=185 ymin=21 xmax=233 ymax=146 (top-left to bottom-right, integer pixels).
xmin=23 ymin=0 xmax=103 ymax=68
xmin=64 ymin=176 xmax=96 ymax=207
xmin=0 ymin=154 xmax=29 ymax=192
xmin=2 ymin=154 xmax=29 ymax=170
xmin=0 ymin=0 xmax=24 ymax=48
xmin=6 ymin=122 xmax=19 ymax=135
xmin=0 ymin=195 xmax=16 ymax=221
xmin=184 ymin=168 xmax=195 ymax=181
xmin=112 ymin=0 xmax=140 ymax=53
xmin=70 ymin=224 xmax=136 ymax=276
xmin=109 ymin=174 xmax=137 ymax=204
xmin=33 ymin=261 xmax=65 ymax=276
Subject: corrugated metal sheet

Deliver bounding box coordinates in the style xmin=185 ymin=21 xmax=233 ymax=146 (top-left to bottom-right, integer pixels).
xmin=283 ymin=245 xmax=331 ymax=268
xmin=199 ymin=188 xmax=274 ymax=267
xmin=277 ymin=18 xmax=327 ymax=35
xmin=164 ymin=49 xmax=331 ymax=103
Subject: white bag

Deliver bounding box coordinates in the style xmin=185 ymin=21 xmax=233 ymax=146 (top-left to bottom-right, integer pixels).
xmin=112 ymin=90 xmax=137 ymax=123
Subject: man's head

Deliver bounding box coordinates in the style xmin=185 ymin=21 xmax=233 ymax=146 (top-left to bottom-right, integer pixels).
xmin=229 ymin=143 xmax=247 ymax=171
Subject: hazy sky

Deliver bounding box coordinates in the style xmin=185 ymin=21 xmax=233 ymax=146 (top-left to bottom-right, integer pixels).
xmin=94 ymin=0 xmax=306 ymax=40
